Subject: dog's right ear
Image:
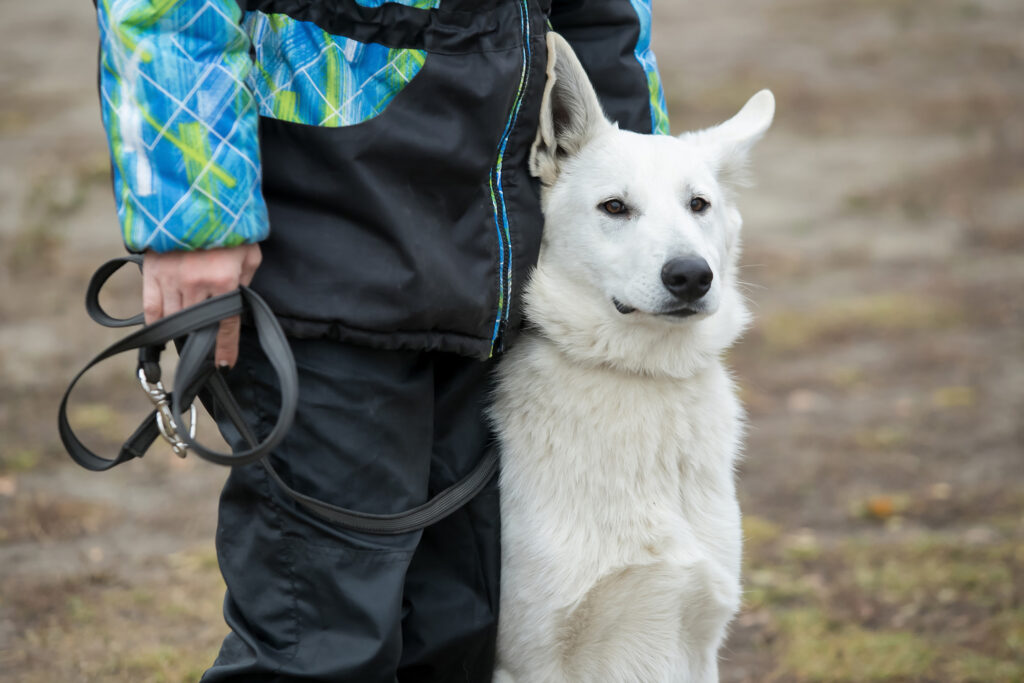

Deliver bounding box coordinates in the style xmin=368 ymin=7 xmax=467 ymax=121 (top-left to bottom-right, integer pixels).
xmin=683 ymin=90 xmax=775 ymax=190
xmin=530 ymin=32 xmax=609 ymax=185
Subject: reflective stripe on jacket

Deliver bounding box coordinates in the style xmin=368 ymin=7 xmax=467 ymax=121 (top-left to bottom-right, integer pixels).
xmin=96 ymin=0 xmax=669 ymax=358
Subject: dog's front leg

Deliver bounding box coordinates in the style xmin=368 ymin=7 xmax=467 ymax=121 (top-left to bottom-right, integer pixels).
xmin=693 ymin=654 xmax=720 ymax=683
xmin=492 ymin=668 xmax=516 ymax=683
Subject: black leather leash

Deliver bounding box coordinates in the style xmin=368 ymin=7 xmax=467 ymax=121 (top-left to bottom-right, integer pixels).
xmin=58 ymin=255 xmax=498 ymax=535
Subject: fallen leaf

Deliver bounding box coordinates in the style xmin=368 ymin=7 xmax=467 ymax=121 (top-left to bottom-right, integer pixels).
xmin=0 ymin=475 xmax=17 ymax=497
xmin=866 ymin=495 xmax=895 ymax=520
xmin=931 ymin=385 xmax=976 ymax=409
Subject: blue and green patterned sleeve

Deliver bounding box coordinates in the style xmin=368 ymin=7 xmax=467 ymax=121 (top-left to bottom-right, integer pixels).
xmin=97 ymin=0 xmax=268 ymax=252
xmin=627 ymin=0 xmax=670 ymax=135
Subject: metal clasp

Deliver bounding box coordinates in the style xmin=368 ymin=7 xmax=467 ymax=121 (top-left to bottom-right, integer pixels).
xmin=137 ymin=368 xmax=197 ymax=457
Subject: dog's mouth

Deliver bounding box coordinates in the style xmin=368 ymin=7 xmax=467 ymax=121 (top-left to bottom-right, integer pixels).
xmin=611 ymin=298 xmax=701 ymax=319
xmin=660 ymin=307 xmax=700 ymax=318
xmin=612 ymin=298 xmax=636 ymax=314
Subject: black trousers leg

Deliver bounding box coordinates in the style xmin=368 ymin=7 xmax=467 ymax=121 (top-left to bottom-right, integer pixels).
xmin=202 ymin=333 xmax=499 ymax=683
xmin=398 ymin=353 xmax=500 ymax=683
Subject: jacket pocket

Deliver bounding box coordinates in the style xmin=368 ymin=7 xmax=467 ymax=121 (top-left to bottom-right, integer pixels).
xmin=244 ymin=11 xmax=427 ymax=128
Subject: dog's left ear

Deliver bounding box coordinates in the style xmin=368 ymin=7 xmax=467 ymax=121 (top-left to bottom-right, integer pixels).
xmin=686 ymin=89 xmax=775 ymax=187
xmin=530 ymin=32 xmax=610 ymax=186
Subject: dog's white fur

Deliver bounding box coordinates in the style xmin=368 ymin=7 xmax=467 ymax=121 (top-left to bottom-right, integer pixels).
xmin=491 ymin=33 xmax=774 ymax=683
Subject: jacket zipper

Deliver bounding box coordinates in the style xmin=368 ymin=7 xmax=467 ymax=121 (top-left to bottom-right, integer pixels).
xmin=488 ymin=0 xmax=532 ymax=357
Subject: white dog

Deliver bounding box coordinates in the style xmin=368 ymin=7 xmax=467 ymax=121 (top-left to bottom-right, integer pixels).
xmin=491 ymin=33 xmax=774 ymax=683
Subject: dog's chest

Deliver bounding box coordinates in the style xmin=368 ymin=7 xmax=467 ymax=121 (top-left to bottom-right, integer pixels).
xmin=494 ymin=338 xmax=743 ymax=600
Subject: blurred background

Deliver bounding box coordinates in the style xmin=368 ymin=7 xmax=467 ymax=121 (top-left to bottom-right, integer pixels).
xmin=1 ymin=0 xmax=1021 ymax=680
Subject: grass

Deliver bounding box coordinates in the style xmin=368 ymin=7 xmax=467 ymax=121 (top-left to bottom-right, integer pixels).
xmin=755 ymin=293 xmax=962 ymax=353
xmin=3 ymin=547 xmax=225 ymax=682
xmin=852 ymin=426 xmax=911 ymax=451
xmin=739 ymin=525 xmax=1024 ymax=682
xmin=849 ymin=540 xmax=1018 ymax=609
xmin=946 ymin=653 xmax=1023 ymax=683
xmin=0 ymin=493 xmax=114 ymax=544
xmin=743 ymin=515 xmax=785 ymax=551
xmin=931 ymin=386 xmax=976 ymax=409
xmin=744 ymin=569 xmax=823 ymax=611
xmin=7 ymin=155 xmax=110 ymax=271
xmin=104 ymin=645 xmax=212 ymax=683
xmin=774 ymin=608 xmax=938 ymax=681
xmin=2 ymin=448 xmax=41 ymax=474
xmin=66 ymin=402 xmax=125 ymax=433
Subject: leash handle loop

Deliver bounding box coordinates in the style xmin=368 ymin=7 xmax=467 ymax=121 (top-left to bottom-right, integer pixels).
xmin=59 ymin=256 xmax=296 ymax=471
xmin=85 ymin=254 xmax=145 ymax=328
xmin=60 ymin=256 xmax=498 ymax=534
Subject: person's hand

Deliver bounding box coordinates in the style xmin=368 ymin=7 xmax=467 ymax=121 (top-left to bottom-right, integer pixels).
xmin=142 ymin=244 xmax=262 ymax=368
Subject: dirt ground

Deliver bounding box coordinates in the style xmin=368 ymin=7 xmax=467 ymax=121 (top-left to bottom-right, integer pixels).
xmin=1 ymin=0 xmax=1022 ymax=681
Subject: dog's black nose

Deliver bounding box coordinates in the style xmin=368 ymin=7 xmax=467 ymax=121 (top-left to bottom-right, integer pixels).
xmin=661 ymin=257 xmax=713 ymax=302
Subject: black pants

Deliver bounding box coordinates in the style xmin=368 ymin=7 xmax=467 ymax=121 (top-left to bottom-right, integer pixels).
xmin=202 ymin=332 xmax=500 ymax=682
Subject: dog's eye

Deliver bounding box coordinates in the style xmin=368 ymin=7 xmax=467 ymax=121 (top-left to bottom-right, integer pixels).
xmin=689 ymin=197 xmax=710 ymax=213
xmin=601 ymin=199 xmax=628 ymax=216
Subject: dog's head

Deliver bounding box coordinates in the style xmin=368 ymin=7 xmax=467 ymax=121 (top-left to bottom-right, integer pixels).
xmin=525 ymin=32 xmax=774 ymax=378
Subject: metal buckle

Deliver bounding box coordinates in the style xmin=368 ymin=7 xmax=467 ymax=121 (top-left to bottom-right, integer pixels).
xmin=138 ymin=368 xmax=197 ymax=457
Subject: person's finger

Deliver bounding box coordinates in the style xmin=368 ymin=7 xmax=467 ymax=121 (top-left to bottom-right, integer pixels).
xmin=180 ymin=282 xmax=209 ymax=310
xmin=162 ymin=285 xmax=184 ymax=319
xmin=240 ymin=244 xmax=262 ymax=286
xmin=215 ymin=315 xmax=241 ymax=368
xmin=142 ymin=272 xmax=163 ymax=325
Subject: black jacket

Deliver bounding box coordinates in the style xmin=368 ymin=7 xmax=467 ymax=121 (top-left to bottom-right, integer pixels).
xmin=96 ymin=0 xmax=668 ymax=358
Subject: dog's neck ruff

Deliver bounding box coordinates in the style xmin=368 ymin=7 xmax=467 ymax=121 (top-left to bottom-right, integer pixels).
xmin=524 ymin=266 xmax=750 ymax=380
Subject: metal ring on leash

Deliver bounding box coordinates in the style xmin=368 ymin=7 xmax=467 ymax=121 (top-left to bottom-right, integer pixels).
xmin=138 ymin=367 xmax=197 ymax=457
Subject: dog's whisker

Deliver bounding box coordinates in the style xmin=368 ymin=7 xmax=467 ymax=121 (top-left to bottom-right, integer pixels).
xmin=735 ymin=279 xmax=766 ymax=293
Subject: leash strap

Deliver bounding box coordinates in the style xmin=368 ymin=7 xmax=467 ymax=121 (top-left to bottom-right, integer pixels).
xmin=58 ymin=256 xmax=497 ymax=535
